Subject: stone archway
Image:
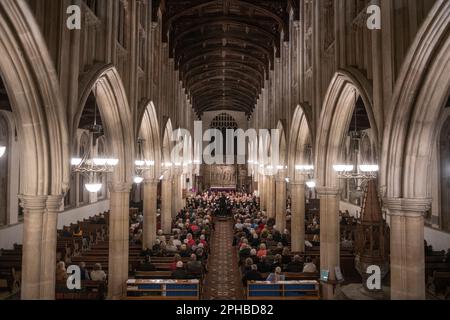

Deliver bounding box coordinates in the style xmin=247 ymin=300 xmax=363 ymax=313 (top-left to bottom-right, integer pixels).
xmin=287 ymin=105 xmax=314 ymax=253
xmin=274 ymin=121 xmax=287 ymax=231
xmin=137 ymin=101 xmax=162 ymax=249
xmin=314 ymin=68 xmax=375 ymax=299
xmin=161 ymin=119 xmax=174 ymax=234
xmin=315 ymin=69 xmax=376 ymax=188
xmin=381 ymin=0 xmax=450 ymax=300
xmin=0 ymin=0 xmax=70 ymax=300
xmin=76 ymin=65 xmax=134 ymax=300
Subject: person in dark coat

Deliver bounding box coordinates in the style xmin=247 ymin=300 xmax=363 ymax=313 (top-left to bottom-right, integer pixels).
xmin=285 ymin=255 xmax=304 ymax=273
xmin=171 ymin=261 xmax=188 ymax=279
xmin=242 ymin=265 xmax=264 ymax=286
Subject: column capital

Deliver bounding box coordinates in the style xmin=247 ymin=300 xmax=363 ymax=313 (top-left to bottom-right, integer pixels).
xmin=383 ymin=198 xmax=431 ymax=217
xmin=316 ymin=186 xmax=340 ymax=196
xmin=108 ymin=182 xmax=132 ymax=193
xmin=46 ymin=195 xmax=64 ymax=211
xmin=19 ymin=195 xmax=48 ymax=211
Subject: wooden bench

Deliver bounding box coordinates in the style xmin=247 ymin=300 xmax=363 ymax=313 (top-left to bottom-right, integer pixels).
xmin=55 ymin=280 xmax=106 ymax=300
xmin=247 ymin=280 xmax=320 ymax=300
xmin=431 ymin=271 xmax=450 ymax=295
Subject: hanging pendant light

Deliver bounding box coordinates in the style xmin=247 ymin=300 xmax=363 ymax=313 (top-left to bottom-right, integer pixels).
xmin=133 ymin=138 xmax=155 ymax=184
xmin=333 ymin=90 xmax=379 ymax=180
xmin=71 ymin=86 xmax=118 ymax=192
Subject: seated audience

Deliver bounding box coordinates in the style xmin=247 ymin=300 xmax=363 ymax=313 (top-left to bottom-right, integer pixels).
xmin=90 ymin=263 xmax=107 ymax=281
xmin=266 ymin=267 xmax=285 ymax=282
xmin=242 ymin=264 xmax=263 ymax=286
xmin=285 ymin=255 xmax=304 ymax=273
xmin=303 ymin=257 xmax=317 ymax=273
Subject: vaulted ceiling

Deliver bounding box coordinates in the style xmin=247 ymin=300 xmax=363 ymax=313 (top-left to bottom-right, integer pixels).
xmin=159 ymin=0 xmax=297 ymax=118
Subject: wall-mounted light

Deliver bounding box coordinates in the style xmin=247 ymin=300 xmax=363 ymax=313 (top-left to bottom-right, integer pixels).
xmin=0 ymin=146 xmax=5 ymax=158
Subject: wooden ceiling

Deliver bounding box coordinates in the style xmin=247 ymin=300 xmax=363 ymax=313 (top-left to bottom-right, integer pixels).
xmin=159 ymin=0 xmax=297 ymax=117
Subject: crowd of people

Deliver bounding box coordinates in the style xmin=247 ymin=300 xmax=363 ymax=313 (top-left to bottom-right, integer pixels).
xmin=223 ymin=192 xmax=320 ymax=287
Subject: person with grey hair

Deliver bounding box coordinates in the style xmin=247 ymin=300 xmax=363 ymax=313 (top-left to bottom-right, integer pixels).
xmin=187 ymin=253 xmax=202 ymax=274
xmin=242 ymin=264 xmax=263 ymax=286
xmin=285 ymin=255 xmax=304 ymax=273
xmin=266 ymin=267 xmax=285 ymax=283
xmin=90 ymin=263 xmax=107 ymax=281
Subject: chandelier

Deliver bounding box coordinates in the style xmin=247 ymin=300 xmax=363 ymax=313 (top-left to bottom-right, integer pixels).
xmin=294 ymin=144 xmax=316 ymax=189
xmin=333 ymin=90 xmax=379 ymax=180
xmin=71 ymin=90 xmax=118 ymax=193
xmin=133 ymin=138 xmax=155 ymax=184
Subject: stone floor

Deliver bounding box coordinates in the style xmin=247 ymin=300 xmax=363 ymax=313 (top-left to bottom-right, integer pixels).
xmin=202 ymin=218 xmax=244 ymax=300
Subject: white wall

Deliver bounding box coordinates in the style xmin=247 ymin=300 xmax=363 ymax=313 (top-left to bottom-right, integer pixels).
xmin=0 ymin=200 xmax=110 ymax=250
xmin=425 ymin=227 xmax=450 ymax=251
xmin=339 ymin=201 xmax=361 ymax=217
xmin=0 ymin=223 xmax=23 ymax=250
xmin=57 ymin=200 xmax=110 ymax=229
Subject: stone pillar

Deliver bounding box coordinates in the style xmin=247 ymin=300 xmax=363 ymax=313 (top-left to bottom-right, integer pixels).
xmin=316 ymin=187 xmax=340 ymax=300
xmin=40 ymin=195 xmax=63 ymax=300
xmin=143 ymin=179 xmax=158 ymax=250
xmin=384 ymin=198 xmax=429 ymax=300
xmin=259 ymin=174 xmax=266 ymax=210
xmin=290 ymin=181 xmax=305 ymax=253
xmin=20 ymin=195 xmax=47 ymax=300
xmin=266 ymin=175 xmax=276 ymax=218
xmin=107 ymin=183 xmax=131 ymax=300
xmin=275 ymin=174 xmax=287 ymax=232
xmin=172 ymin=170 xmax=183 ymax=216
xmin=161 ymin=177 xmax=173 ymax=234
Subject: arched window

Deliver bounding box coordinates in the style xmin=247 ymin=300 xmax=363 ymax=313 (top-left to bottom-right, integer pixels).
xmin=209 ymin=113 xmax=238 ymax=158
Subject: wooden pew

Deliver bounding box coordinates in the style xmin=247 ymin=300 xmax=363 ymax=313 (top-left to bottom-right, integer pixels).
xmin=55 ymin=280 xmax=106 ymax=300
xmin=431 ymin=271 xmax=450 ymax=295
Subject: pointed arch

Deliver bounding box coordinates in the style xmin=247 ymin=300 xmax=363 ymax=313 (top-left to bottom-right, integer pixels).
xmin=0 ymin=0 xmax=69 ymax=196
xmin=288 ymin=105 xmax=313 ymax=181
xmin=381 ymin=0 xmax=450 ymax=200
xmin=138 ymin=101 xmax=162 ymax=180
xmin=315 ymin=69 xmax=376 ymax=187
xmin=76 ymin=65 xmax=134 ymax=185
xmin=276 ymin=120 xmax=287 ymax=167
xmin=162 ymin=118 xmax=174 ymax=166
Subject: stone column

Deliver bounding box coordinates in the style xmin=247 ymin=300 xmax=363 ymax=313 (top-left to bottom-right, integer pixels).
xmin=266 ymin=175 xmax=276 ymax=218
xmin=259 ymin=174 xmax=266 ymax=210
xmin=107 ymin=183 xmax=131 ymax=300
xmin=172 ymin=170 xmax=183 ymax=216
xmin=316 ymin=187 xmax=340 ymax=300
xmin=290 ymin=180 xmax=305 ymax=253
xmin=40 ymin=195 xmax=63 ymax=300
xmin=384 ymin=198 xmax=429 ymax=300
xmin=161 ymin=177 xmax=173 ymax=234
xmin=20 ymin=195 xmax=47 ymax=300
xmin=143 ymin=179 xmax=158 ymax=250
xmin=275 ymin=173 xmax=287 ymax=232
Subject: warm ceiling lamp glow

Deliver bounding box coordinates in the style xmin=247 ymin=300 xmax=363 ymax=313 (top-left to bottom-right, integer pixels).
xmin=85 ymin=183 xmax=102 ymax=193
xmin=134 ymin=176 xmax=144 ymax=184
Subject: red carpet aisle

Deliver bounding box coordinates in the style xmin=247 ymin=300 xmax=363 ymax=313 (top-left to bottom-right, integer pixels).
xmin=202 ymin=218 xmax=244 ymax=300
